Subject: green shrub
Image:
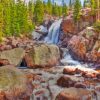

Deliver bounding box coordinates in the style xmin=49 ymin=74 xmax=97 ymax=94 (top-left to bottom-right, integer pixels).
xmin=93 ymin=21 xmax=100 ymax=32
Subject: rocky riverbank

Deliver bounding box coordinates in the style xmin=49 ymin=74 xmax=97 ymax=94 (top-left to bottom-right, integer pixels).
xmin=0 ymin=10 xmax=100 ymax=99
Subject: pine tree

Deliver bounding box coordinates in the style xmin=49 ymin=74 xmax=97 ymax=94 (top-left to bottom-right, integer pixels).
xmin=47 ymin=0 xmax=52 ymax=15
xmin=73 ymin=0 xmax=81 ymax=23
xmin=0 ymin=2 xmax=3 ymax=41
xmin=28 ymin=0 xmax=34 ymax=22
xmin=69 ymin=0 xmax=72 ymax=9
xmin=62 ymin=0 xmax=68 ymax=16
xmin=52 ymin=3 xmax=59 ymax=16
xmin=83 ymin=0 xmax=87 ymax=8
xmin=58 ymin=6 xmax=62 ymax=17
xmin=90 ymin=0 xmax=96 ymax=15
xmin=34 ymin=0 xmax=44 ymax=25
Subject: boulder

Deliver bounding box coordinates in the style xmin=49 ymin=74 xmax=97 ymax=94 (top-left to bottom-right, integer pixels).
xmin=68 ymin=35 xmax=87 ymax=61
xmin=61 ymin=18 xmax=76 ymax=34
xmin=0 ymin=48 xmax=25 ymax=67
xmin=57 ymin=75 xmax=83 ymax=88
xmin=56 ymin=88 xmax=92 ymax=100
xmin=0 ymin=66 xmax=33 ymax=100
xmin=25 ymin=43 xmax=60 ymax=68
xmin=32 ymin=31 xmax=44 ymax=40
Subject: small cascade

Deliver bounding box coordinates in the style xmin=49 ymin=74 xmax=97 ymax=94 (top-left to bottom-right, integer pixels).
xmin=60 ymin=48 xmax=81 ymax=66
xmin=44 ymin=19 xmax=62 ymax=44
xmin=44 ymin=19 xmax=82 ymax=66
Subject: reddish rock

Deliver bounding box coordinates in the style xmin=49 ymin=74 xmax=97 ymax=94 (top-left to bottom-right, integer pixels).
xmin=57 ymin=76 xmax=77 ymax=87
xmin=86 ymin=50 xmax=100 ymax=63
xmin=74 ymin=82 xmax=86 ymax=89
xmin=61 ymin=18 xmax=76 ymax=34
xmin=56 ymin=87 xmax=92 ymax=100
xmin=63 ymin=68 xmax=76 ymax=75
xmin=0 ymin=59 xmax=9 ymax=66
xmin=24 ymin=54 xmax=34 ymax=68
xmin=68 ymin=35 xmax=88 ymax=61
xmin=96 ymin=73 xmax=100 ymax=79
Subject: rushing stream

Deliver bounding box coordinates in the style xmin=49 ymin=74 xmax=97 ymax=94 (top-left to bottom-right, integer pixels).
xmin=44 ymin=19 xmax=83 ymax=66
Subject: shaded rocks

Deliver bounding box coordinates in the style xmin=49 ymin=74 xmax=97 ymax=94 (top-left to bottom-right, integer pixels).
xmin=0 ymin=48 xmax=25 ymax=67
xmin=57 ymin=74 xmax=84 ymax=88
xmin=56 ymin=87 xmax=92 ymax=100
xmin=0 ymin=66 xmax=33 ymax=100
xmin=25 ymin=43 xmax=60 ymax=68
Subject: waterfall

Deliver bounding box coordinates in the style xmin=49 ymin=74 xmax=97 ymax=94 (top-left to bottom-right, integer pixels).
xmin=44 ymin=19 xmax=62 ymax=44
xmin=44 ymin=19 xmax=81 ymax=66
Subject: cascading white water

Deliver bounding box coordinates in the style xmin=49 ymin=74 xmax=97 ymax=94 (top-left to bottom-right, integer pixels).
xmin=44 ymin=19 xmax=81 ymax=66
xmin=44 ymin=19 xmax=62 ymax=44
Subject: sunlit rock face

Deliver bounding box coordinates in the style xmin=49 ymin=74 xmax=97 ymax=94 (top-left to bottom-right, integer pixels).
xmin=0 ymin=66 xmax=33 ymax=100
xmin=68 ymin=35 xmax=87 ymax=61
xmin=0 ymin=48 xmax=25 ymax=67
xmin=60 ymin=27 xmax=100 ymax=64
xmin=25 ymin=43 xmax=60 ymax=68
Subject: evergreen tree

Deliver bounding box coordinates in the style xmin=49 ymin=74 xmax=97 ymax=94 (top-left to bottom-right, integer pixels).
xmin=34 ymin=0 xmax=44 ymax=25
xmin=62 ymin=0 xmax=68 ymax=15
xmin=0 ymin=2 xmax=3 ymax=41
xmin=47 ymin=0 xmax=52 ymax=15
xmin=90 ymin=0 xmax=96 ymax=15
xmin=28 ymin=0 xmax=34 ymax=22
xmin=52 ymin=3 xmax=59 ymax=16
xmin=73 ymin=0 xmax=81 ymax=23
xmin=69 ymin=0 xmax=72 ymax=9
xmin=83 ymin=0 xmax=87 ymax=8
xmin=58 ymin=6 xmax=62 ymax=17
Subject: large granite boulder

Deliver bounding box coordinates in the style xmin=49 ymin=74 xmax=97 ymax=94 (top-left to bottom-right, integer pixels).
xmin=56 ymin=88 xmax=92 ymax=100
xmin=0 ymin=48 xmax=25 ymax=67
xmin=68 ymin=35 xmax=87 ymax=61
xmin=0 ymin=66 xmax=33 ymax=100
xmin=25 ymin=43 xmax=60 ymax=68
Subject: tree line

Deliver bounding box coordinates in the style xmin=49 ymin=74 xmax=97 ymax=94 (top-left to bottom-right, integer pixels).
xmin=0 ymin=0 xmax=98 ymax=41
xmin=0 ymin=0 xmax=68 ymax=41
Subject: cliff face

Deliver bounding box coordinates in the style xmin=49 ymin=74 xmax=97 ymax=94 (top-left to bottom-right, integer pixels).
xmin=61 ymin=8 xmax=96 ymax=34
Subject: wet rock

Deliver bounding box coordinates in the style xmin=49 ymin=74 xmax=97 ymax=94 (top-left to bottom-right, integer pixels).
xmin=0 ymin=48 xmax=25 ymax=67
xmin=63 ymin=67 xmax=76 ymax=75
xmin=0 ymin=66 xmax=33 ymax=100
xmin=32 ymin=31 xmax=43 ymax=40
xmin=95 ymin=85 xmax=100 ymax=100
xmin=56 ymin=87 xmax=92 ymax=100
xmin=74 ymin=82 xmax=86 ymax=89
xmin=57 ymin=75 xmax=82 ymax=88
xmin=25 ymin=43 xmax=60 ymax=68
xmin=96 ymin=73 xmax=100 ymax=79
xmin=68 ymin=35 xmax=87 ymax=61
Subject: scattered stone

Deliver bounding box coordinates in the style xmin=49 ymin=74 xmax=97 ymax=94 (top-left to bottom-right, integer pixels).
xmin=57 ymin=75 xmax=82 ymax=87
xmin=63 ymin=67 xmax=76 ymax=75
xmin=74 ymin=82 xmax=86 ymax=89
xmin=56 ymin=87 xmax=92 ymax=100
